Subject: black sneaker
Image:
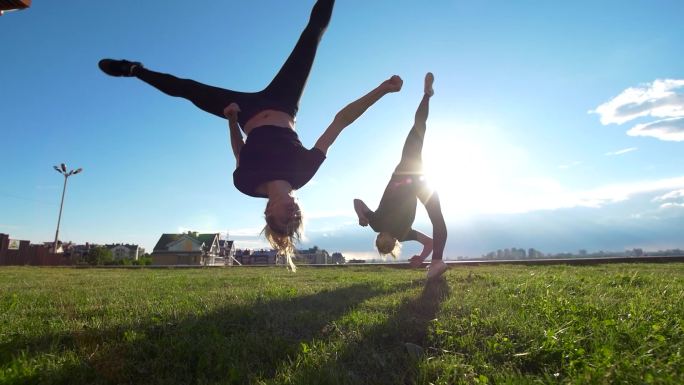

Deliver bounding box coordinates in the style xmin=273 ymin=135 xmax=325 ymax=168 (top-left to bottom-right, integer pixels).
xmin=98 ymin=59 xmax=142 ymax=77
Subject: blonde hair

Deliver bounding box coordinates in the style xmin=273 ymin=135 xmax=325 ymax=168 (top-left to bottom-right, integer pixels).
xmin=376 ymin=232 xmax=401 ymax=258
xmin=263 ymin=211 xmax=303 ymax=272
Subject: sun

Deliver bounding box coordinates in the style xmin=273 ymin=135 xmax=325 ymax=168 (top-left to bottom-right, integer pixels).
xmin=421 ymin=128 xmax=502 ymax=217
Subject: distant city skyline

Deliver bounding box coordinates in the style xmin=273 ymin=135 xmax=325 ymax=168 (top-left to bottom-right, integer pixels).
xmin=5 ymin=227 xmax=683 ymax=263
xmin=1 ymin=1 xmax=683 ymax=260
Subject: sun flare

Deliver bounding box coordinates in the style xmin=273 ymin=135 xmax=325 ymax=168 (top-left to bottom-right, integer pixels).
xmin=422 ymin=128 xmax=502 ymax=217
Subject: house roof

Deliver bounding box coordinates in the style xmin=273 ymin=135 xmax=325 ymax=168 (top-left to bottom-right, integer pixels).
xmin=0 ymin=0 xmax=31 ymax=11
xmin=153 ymin=233 xmax=219 ymax=252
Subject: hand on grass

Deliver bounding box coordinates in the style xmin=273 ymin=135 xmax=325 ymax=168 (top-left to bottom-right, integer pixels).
xmin=409 ymin=255 xmax=425 ymax=268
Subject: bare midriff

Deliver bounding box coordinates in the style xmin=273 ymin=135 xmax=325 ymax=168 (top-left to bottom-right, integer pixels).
xmin=243 ymin=109 xmax=295 ymax=135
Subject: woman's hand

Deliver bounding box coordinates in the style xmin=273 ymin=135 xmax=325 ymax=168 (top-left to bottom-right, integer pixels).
xmin=380 ymin=75 xmax=403 ymax=93
xmin=223 ymin=103 xmax=241 ymax=121
xmin=408 ymin=255 xmax=426 ymax=268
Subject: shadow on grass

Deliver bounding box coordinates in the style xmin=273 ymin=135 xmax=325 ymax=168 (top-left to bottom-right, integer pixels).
xmin=1 ymin=281 xmax=419 ymax=385
xmin=280 ymin=277 xmax=451 ymax=385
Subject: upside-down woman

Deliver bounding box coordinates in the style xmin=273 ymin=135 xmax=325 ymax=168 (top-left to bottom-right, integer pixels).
xmin=353 ymin=73 xmax=448 ymax=279
xmin=98 ymin=0 xmax=401 ymax=269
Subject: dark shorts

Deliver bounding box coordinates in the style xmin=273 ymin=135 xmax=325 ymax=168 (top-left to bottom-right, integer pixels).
xmin=233 ymin=126 xmax=326 ymax=197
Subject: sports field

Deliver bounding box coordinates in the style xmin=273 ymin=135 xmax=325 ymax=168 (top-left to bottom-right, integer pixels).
xmin=1 ymin=264 xmax=682 ymax=384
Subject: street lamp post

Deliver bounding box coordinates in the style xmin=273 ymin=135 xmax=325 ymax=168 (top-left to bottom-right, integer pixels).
xmin=52 ymin=163 xmax=82 ymax=253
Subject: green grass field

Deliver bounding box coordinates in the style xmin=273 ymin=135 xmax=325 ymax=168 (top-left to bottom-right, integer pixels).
xmin=1 ymin=264 xmax=682 ymax=385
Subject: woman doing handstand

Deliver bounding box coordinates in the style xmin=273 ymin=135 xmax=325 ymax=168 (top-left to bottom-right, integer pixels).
xmin=98 ymin=0 xmax=402 ymax=269
xmin=353 ymin=73 xmax=448 ymax=279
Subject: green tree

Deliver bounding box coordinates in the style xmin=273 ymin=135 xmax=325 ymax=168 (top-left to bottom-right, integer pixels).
xmin=86 ymin=246 xmax=113 ymax=266
xmin=134 ymin=253 xmax=152 ymax=266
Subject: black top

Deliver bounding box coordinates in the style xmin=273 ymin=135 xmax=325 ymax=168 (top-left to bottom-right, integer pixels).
xmin=233 ymin=125 xmax=326 ymax=198
xmin=366 ymin=174 xmax=426 ymax=242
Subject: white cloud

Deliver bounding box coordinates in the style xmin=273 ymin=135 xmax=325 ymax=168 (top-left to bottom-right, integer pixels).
xmin=219 ymin=227 xmax=270 ymax=250
xmin=569 ymin=176 xmax=684 ymax=208
xmin=232 ymin=239 xmax=271 ymax=250
xmin=653 ymin=189 xmax=684 ymax=202
xmin=627 ymin=117 xmax=684 ymax=142
xmin=591 ymin=79 xmax=684 ymax=142
xmin=591 ymin=79 xmax=684 ymax=125
xmin=653 ymin=188 xmax=684 ymax=212
xmin=660 ymin=202 xmax=684 ymax=210
xmin=225 ymin=227 xmax=265 ymax=237
xmin=631 ymin=196 xmax=684 ymax=220
xmin=482 ymin=175 xmax=684 ymax=214
xmin=341 ymin=251 xmax=384 ymax=261
xmin=605 ymin=147 xmax=638 ymax=156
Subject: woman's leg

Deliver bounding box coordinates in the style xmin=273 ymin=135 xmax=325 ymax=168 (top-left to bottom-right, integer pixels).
xmin=395 ymin=74 xmax=433 ymax=175
xmin=134 ymin=67 xmax=253 ymax=120
xmin=263 ymin=0 xmax=335 ymax=117
xmin=99 ymin=59 xmax=254 ymax=124
xmin=99 ymin=0 xmax=334 ymax=123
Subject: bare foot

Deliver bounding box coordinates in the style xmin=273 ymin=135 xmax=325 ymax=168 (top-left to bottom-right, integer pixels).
xmin=424 ymin=72 xmax=434 ymax=97
xmin=426 ymin=259 xmax=447 ymax=280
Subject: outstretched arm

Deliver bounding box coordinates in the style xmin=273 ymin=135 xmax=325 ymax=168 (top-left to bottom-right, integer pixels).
xmin=314 ymin=75 xmax=403 ymax=155
xmin=353 ymin=199 xmax=371 ymax=226
xmin=224 ymin=103 xmax=244 ymax=166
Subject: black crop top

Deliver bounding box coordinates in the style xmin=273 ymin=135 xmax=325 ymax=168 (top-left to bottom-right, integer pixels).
xmin=366 ymin=174 xmax=424 ymax=242
xmin=233 ymin=125 xmax=326 ymax=198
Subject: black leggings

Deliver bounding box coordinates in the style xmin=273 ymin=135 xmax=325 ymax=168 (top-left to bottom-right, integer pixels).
xmin=394 ymin=93 xmax=430 ymax=176
xmin=133 ymin=0 xmax=334 ymax=128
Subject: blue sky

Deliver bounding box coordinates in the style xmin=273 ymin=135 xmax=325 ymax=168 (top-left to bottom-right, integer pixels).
xmin=2 ymin=0 xmax=683 ymax=260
